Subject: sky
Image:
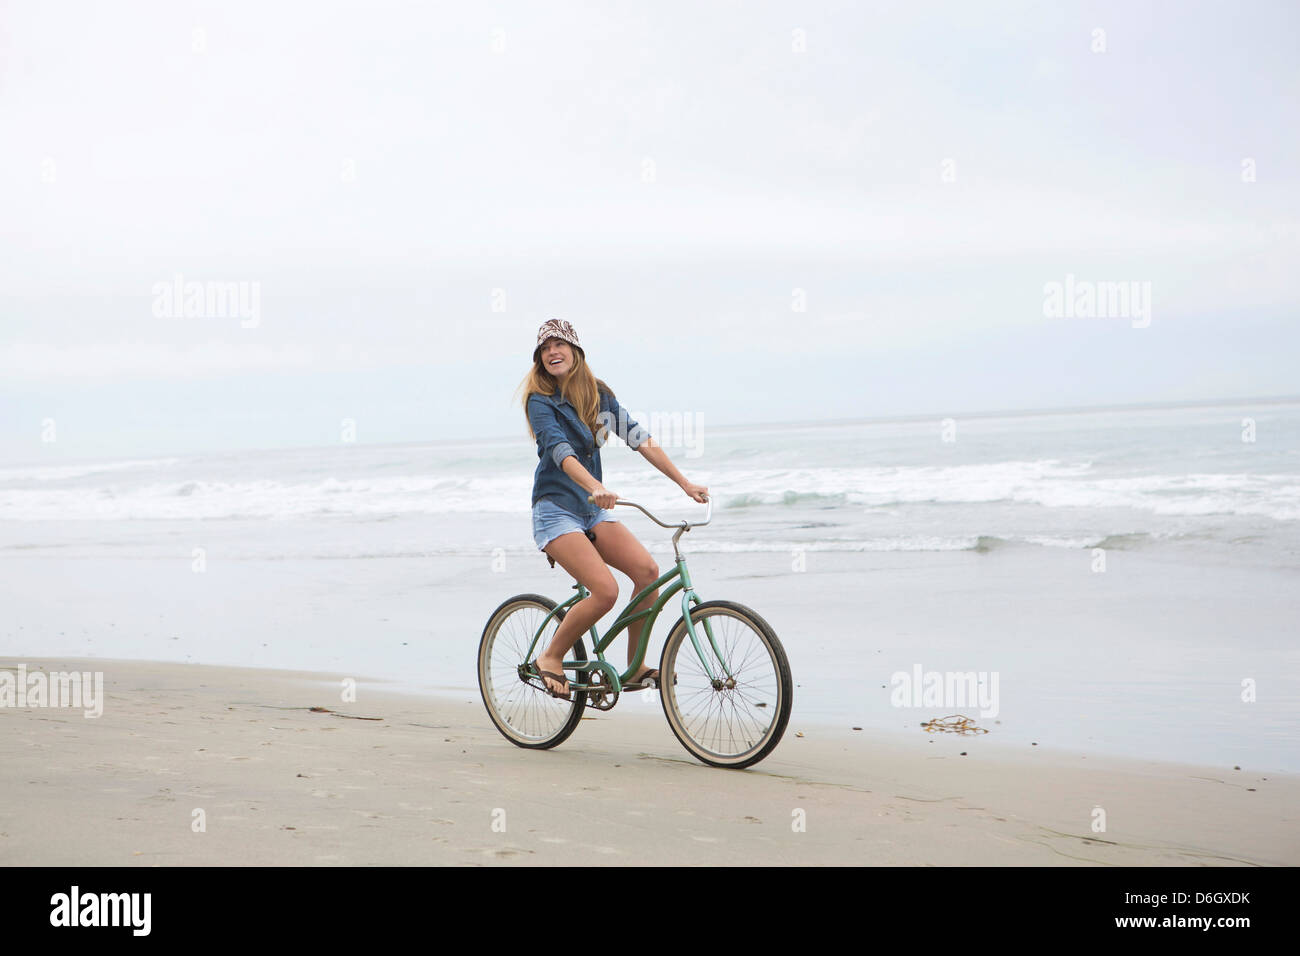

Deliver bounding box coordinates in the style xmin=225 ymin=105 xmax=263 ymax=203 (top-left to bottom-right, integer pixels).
xmin=2 ymin=0 xmax=1298 ymax=462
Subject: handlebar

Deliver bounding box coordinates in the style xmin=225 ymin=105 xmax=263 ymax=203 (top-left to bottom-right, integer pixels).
xmin=587 ymin=493 xmax=712 ymax=531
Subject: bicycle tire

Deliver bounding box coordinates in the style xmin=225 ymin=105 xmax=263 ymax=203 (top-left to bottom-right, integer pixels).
xmin=478 ymin=593 xmax=587 ymax=749
xmin=659 ymin=600 xmax=792 ymax=769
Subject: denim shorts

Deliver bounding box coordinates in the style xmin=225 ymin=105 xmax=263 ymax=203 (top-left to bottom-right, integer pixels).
xmin=532 ymin=497 xmax=618 ymax=551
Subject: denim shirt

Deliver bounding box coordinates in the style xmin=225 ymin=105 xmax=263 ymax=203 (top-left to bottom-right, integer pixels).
xmin=527 ymin=388 xmax=651 ymax=516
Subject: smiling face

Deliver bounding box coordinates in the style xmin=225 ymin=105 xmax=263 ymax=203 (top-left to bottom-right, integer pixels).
xmin=538 ymin=337 xmax=575 ymax=382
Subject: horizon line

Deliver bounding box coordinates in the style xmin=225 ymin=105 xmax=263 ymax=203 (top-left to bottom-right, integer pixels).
xmin=5 ymin=392 xmax=1298 ymax=469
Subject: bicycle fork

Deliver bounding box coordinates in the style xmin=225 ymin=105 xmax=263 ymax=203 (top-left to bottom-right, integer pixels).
xmin=676 ymin=564 xmax=736 ymax=687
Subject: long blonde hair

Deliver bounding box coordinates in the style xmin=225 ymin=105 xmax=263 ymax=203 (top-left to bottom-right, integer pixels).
xmin=517 ymin=346 xmax=613 ymax=447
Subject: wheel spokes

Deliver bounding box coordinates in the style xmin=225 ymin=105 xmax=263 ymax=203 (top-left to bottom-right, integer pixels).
xmin=482 ymin=602 xmax=576 ymax=743
xmin=668 ymin=610 xmax=782 ymax=759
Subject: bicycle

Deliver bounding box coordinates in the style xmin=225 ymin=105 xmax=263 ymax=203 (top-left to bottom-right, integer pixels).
xmin=477 ymin=495 xmax=793 ymax=769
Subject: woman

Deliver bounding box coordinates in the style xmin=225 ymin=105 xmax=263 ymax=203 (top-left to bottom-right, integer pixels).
xmin=519 ymin=318 xmax=709 ymax=700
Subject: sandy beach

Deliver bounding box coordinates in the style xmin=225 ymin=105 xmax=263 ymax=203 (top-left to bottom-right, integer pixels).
xmin=2 ymin=656 xmax=1294 ymax=866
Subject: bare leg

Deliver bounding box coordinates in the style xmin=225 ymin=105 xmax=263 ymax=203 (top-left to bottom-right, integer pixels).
xmin=589 ymin=521 xmax=661 ymax=681
xmin=535 ymin=532 xmax=618 ymax=696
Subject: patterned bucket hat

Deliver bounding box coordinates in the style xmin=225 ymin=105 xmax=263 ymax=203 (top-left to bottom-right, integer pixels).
xmin=533 ymin=318 xmax=582 ymax=361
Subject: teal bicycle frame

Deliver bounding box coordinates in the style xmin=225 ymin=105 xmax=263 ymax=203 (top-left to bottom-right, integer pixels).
xmin=521 ymin=496 xmax=732 ymax=695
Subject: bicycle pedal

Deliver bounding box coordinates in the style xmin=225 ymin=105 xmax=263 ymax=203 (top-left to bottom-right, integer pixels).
xmin=625 ymin=674 xmax=676 ymax=691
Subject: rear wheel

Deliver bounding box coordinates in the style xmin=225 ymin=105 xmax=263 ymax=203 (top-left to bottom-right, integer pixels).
xmin=478 ymin=594 xmax=587 ymax=749
xmin=659 ymin=600 xmax=792 ymax=769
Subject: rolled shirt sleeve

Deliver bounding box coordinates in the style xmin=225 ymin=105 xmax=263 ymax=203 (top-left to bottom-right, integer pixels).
xmin=527 ymin=394 xmax=579 ymax=468
xmin=605 ymin=391 xmax=651 ymax=450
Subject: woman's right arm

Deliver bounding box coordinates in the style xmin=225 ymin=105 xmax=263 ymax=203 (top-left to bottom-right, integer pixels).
xmin=560 ymin=456 xmax=616 ymax=509
xmin=527 ymin=395 xmax=578 ymax=471
xmin=528 ymin=395 xmax=615 ymax=507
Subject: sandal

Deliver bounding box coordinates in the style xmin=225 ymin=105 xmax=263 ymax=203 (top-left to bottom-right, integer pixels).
xmin=623 ymin=668 xmax=663 ymax=691
xmin=529 ymin=661 xmax=571 ymax=700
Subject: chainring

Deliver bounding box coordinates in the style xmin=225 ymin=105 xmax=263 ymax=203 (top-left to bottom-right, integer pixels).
xmin=585 ymin=668 xmax=620 ymax=711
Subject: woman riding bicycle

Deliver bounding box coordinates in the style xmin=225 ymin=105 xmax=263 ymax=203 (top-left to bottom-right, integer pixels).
xmin=520 ymin=318 xmax=709 ymax=700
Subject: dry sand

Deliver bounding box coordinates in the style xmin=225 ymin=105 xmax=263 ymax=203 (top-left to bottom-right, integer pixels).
xmin=1 ymin=657 xmax=1295 ymax=866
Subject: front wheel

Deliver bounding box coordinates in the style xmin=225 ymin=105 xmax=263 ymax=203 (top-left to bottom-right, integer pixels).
xmin=659 ymin=600 xmax=792 ymax=769
xmin=478 ymin=594 xmax=587 ymax=749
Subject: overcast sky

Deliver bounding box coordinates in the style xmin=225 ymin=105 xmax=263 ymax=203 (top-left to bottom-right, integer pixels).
xmin=2 ymin=0 xmax=1297 ymax=462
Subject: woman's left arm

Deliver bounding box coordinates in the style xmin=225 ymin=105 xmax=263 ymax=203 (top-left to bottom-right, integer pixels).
xmin=637 ymin=437 xmax=709 ymax=503
xmin=605 ymin=390 xmax=708 ymax=502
